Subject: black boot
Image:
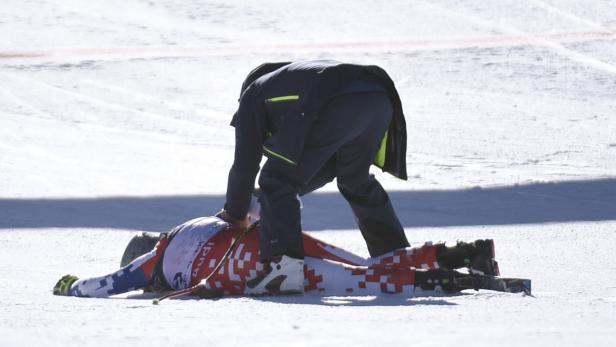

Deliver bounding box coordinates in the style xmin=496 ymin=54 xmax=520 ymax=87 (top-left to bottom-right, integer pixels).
xmin=436 ymin=239 xmax=500 ymax=276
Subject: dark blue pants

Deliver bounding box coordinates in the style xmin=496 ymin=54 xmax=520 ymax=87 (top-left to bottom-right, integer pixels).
xmin=258 ymin=92 xmax=409 ymax=259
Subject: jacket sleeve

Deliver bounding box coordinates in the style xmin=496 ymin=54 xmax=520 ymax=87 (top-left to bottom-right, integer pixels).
xmin=68 ymin=237 xmax=166 ymax=297
xmin=224 ymin=85 xmax=266 ymax=220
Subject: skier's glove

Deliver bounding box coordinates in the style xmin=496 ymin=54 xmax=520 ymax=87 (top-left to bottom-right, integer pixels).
xmin=53 ymin=275 xmax=79 ymax=296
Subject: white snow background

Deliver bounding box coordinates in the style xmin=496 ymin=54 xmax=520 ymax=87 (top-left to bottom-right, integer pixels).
xmin=1 ymin=0 xmax=615 ymax=346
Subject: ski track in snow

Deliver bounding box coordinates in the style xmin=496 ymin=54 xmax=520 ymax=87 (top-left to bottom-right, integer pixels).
xmin=81 ymin=78 xmax=230 ymax=120
xmin=0 ymin=71 xmax=222 ymax=134
xmin=528 ymin=0 xmax=605 ymax=31
xmin=2 ymin=29 xmax=616 ymax=62
xmin=419 ymin=0 xmax=616 ymax=75
xmin=1 ymin=0 xmax=616 ymax=346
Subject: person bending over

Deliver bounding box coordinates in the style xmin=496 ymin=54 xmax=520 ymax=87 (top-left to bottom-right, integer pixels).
xmin=219 ymin=60 xmax=411 ymax=294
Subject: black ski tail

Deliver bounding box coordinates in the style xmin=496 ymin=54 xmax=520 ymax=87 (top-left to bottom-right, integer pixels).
xmin=454 ymin=273 xmax=532 ymax=295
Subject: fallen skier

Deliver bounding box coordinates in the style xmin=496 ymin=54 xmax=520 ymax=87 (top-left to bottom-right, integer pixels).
xmin=53 ymin=216 xmax=529 ymax=299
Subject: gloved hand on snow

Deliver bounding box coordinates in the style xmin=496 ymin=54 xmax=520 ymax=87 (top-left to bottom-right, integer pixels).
xmin=53 ymin=275 xmax=78 ymax=296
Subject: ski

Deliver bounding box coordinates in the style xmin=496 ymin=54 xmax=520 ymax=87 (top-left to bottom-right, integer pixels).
xmin=455 ymin=274 xmax=532 ymax=295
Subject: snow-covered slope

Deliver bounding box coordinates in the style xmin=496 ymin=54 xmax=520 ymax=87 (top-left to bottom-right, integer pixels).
xmin=1 ymin=1 xmax=615 ymax=346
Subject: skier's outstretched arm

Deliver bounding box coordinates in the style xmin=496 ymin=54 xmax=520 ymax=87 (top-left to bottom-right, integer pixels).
xmin=53 ymin=236 xmax=168 ymax=298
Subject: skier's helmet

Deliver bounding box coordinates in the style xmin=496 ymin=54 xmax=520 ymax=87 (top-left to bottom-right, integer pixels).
xmin=120 ymin=232 xmax=160 ymax=267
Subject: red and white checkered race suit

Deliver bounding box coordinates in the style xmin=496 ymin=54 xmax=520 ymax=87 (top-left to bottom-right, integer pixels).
xmin=69 ymin=217 xmax=439 ymax=297
xmin=163 ymin=217 xmax=439 ymax=296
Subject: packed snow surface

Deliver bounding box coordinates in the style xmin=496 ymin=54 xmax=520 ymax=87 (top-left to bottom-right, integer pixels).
xmin=1 ymin=1 xmax=615 ymax=346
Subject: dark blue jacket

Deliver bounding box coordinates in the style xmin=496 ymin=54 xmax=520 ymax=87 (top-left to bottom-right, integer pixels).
xmin=225 ymin=60 xmax=407 ymax=219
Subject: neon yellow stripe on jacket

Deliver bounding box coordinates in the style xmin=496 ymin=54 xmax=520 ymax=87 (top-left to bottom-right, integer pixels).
xmin=374 ymin=130 xmax=388 ymax=168
xmin=266 ymin=95 xmax=300 ymax=103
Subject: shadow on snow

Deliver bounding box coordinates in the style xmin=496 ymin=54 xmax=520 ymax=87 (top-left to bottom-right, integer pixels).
xmin=1 ymin=178 xmax=615 ymax=232
xmin=121 ymin=291 xmax=461 ymax=307
xmin=244 ymin=293 xmax=461 ymax=307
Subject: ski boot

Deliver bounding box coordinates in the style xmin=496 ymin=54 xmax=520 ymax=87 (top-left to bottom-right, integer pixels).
xmin=245 ymin=255 xmax=304 ymax=295
xmin=436 ymin=239 xmax=500 ymax=276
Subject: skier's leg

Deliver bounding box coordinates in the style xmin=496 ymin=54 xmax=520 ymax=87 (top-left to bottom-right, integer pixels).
xmin=302 ymin=232 xmax=368 ymax=266
xmin=304 ymin=257 xmax=517 ymax=296
xmin=304 ymin=257 xmax=416 ymax=296
xmin=369 ymin=240 xmax=499 ymax=275
xmin=369 ymin=243 xmax=439 ymax=269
